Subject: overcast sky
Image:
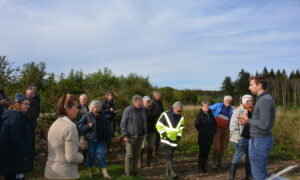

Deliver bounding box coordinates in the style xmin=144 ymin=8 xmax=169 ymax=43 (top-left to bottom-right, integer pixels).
xmin=1 ymin=0 xmax=300 ymax=90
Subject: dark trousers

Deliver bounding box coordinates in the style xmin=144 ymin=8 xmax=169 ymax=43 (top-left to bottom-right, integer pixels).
xmin=198 ymin=145 xmax=211 ymax=169
xmin=163 ymin=146 xmax=175 ymax=162
xmin=105 ymin=119 xmax=115 ymax=146
xmin=4 ymin=175 xmax=25 ymax=180
xmin=154 ymin=131 xmax=161 ymax=147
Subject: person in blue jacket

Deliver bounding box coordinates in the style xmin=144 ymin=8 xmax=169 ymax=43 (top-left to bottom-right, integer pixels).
xmin=210 ymin=96 xmax=233 ymax=169
xmin=78 ymin=100 xmax=112 ymax=179
xmin=0 ymin=93 xmax=35 ymax=180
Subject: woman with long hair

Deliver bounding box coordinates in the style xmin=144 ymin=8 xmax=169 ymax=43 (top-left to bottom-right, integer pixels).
xmin=101 ymin=91 xmax=117 ymax=151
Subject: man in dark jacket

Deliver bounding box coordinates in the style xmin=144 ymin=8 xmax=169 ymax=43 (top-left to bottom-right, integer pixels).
xmin=28 ymin=84 xmax=40 ymax=105
xmin=139 ymin=96 xmax=157 ymax=168
xmin=25 ymin=88 xmax=40 ymax=131
xmin=120 ymin=95 xmax=147 ymax=176
xmin=76 ymin=94 xmax=89 ymax=123
xmin=239 ymin=76 xmax=276 ymax=180
xmin=151 ymin=91 xmax=164 ymax=155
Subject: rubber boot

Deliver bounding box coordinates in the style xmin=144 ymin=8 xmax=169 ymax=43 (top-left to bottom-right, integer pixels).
xmin=153 ymin=146 xmax=159 ymax=156
xmin=147 ymin=148 xmax=153 ymax=167
xmin=165 ymin=161 xmax=171 ymax=179
xmin=212 ymin=152 xmax=218 ymax=169
xmin=198 ymin=153 xmax=202 ymax=173
xmin=229 ymin=163 xmax=237 ymax=180
xmin=102 ymin=168 xmax=112 ymax=179
xmin=138 ymin=149 xmax=144 ymax=168
xmin=87 ymin=167 xmax=93 ymax=179
xmin=167 ymin=160 xmax=178 ymax=179
xmin=218 ymin=152 xmax=226 ymax=168
xmin=245 ymin=163 xmax=253 ymax=180
xmin=202 ymin=156 xmax=208 ymax=173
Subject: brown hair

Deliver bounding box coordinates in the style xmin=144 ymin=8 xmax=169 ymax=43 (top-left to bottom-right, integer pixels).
xmin=9 ymin=102 xmax=24 ymax=112
xmin=250 ymin=76 xmax=268 ymax=90
xmin=105 ymin=91 xmax=114 ymax=100
xmin=56 ymin=94 xmax=77 ymax=117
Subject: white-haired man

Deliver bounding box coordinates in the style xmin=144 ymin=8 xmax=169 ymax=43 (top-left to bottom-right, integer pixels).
xmin=229 ymin=95 xmax=254 ymax=180
xmin=210 ymin=95 xmax=233 ymax=169
xmin=139 ymin=96 xmax=157 ymax=168
xmin=152 ymin=91 xmax=164 ymax=156
xmin=76 ymin=94 xmax=89 ymax=122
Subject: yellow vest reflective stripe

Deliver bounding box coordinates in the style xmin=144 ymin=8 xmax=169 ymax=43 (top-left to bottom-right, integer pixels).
xmin=160 ymin=139 xmax=178 ymax=147
xmin=161 ymin=112 xmax=184 ymax=142
xmin=163 ymin=112 xmax=184 ymax=130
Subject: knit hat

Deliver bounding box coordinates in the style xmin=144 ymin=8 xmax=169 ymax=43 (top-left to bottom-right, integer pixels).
xmin=14 ymin=93 xmax=29 ymax=103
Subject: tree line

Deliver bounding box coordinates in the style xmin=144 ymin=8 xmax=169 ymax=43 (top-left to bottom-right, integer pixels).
xmin=0 ymin=56 xmax=202 ymax=113
xmin=2 ymin=56 xmax=298 ymax=113
xmin=221 ymin=67 xmax=300 ymax=106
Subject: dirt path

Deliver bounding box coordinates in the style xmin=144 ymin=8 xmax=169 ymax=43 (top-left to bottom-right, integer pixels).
xmin=139 ymin=152 xmax=300 ymax=180
xmin=107 ymin=139 xmax=300 ymax=180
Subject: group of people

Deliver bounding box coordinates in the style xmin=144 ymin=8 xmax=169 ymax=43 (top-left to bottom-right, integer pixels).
xmin=194 ymin=76 xmax=276 ymax=180
xmin=0 ymin=85 xmax=40 ymax=180
xmin=0 ymin=75 xmax=276 ymax=180
xmin=120 ymin=93 xmax=184 ymax=179
xmin=44 ymin=91 xmax=118 ymax=179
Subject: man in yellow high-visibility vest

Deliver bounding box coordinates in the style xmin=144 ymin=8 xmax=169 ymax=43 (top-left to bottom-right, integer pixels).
xmin=156 ymin=102 xmax=184 ymax=179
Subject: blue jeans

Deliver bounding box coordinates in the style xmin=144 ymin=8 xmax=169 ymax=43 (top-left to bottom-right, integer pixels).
xmin=249 ymin=136 xmax=273 ymax=180
xmin=87 ymin=141 xmax=107 ymax=168
xmin=231 ymin=138 xmax=250 ymax=164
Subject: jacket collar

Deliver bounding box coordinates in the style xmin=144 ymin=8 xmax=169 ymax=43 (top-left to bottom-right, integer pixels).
xmin=62 ymin=116 xmax=76 ymax=127
xmin=258 ymin=91 xmax=268 ymax=98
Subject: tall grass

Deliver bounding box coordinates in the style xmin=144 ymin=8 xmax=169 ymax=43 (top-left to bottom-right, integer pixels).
xmin=271 ymin=106 xmax=300 ymax=159
xmin=178 ymin=105 xmax=200 ymax=153
xmin=180 ymin=105 xmax=300 ymax=159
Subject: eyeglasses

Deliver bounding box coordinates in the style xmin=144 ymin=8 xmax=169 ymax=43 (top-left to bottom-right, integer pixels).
xmin=21 ymin=103 xmax=30 ymax=106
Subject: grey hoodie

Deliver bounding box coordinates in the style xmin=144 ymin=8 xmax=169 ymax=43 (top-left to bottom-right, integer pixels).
xmin=248 ymin=92 xmax=276 ymax=138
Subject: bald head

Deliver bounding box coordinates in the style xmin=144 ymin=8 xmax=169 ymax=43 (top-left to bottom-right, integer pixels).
xmin=79 ymin=94 xmax=88 ymax=105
